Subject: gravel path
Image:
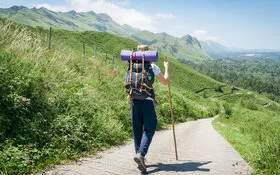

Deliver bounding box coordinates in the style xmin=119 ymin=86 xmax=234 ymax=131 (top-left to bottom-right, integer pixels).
xmin=45 ymin=117 xmax=252 ymax=175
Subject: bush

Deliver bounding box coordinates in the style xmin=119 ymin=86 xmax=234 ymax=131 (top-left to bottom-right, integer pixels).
xmin=241 ymin=99 xmax=258 ymax=111
xmin=223 ymin=102 xmax=232 ymax=118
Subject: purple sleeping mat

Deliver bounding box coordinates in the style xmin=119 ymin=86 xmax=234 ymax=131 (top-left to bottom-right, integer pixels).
xmin=120 ymin=50 xmax=158 ymax=62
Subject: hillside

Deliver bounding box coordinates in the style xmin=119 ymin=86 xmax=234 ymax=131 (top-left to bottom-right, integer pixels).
xmin=0 ymin=19 xmax=279 ymax=175
xmin=0 ymin=5 xmax=135 ymax=36
xmin=131 ymin=30 xmax=212 ymax=63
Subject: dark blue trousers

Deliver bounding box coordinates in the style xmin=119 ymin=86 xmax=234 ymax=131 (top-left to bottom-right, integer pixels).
xmin=130 ymin=99 xmax=157 ymax=157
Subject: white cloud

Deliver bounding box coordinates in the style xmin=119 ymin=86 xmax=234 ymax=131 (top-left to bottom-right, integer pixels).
xmin=192 ymin=30 xmax=220 ymax=41
xmin=37 ymin=0 xmax=156 ymax=32
xmin=114 ymin=0 xmax=130 ymax=6
xmin=156 ymin=13 xmax=175 ymax=19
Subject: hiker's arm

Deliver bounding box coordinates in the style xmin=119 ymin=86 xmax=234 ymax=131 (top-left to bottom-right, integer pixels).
xmin=156 ymin=62 xmax=169 ymax=85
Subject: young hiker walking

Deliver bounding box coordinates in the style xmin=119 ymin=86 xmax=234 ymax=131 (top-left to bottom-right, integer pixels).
xmin=123 ymin=45 xmax=169 ymax=172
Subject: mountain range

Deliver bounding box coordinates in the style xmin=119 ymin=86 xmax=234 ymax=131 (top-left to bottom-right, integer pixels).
xmin=200 ymin=40 xmax=280 ymax=54
xmin=0 ymin=5 xmax=210 ymax=62
xmin=0 ymin=5 xmax=137 ymax=36
xmin=131 ymin=30 xmax=211 ymax=62
xmin=199 ymin=40 xmax=230 ymax=53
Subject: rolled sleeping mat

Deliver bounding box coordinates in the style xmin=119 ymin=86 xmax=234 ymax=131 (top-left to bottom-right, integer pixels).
xmin=120 ymin=50 xmax=158 ymax=62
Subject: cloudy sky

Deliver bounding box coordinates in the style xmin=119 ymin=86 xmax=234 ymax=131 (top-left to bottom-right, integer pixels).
xmin=1 ymin=0 xmax=280 ymax=49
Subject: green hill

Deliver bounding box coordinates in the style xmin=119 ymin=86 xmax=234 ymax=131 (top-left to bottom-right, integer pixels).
xmin=0 ymin=5 xmax=135 ymax=36
xmin=0 ymin=6 xmax=211 ymax=64
xmin=131 ymin=30 xmax=212 ymax=63
xmin=0 ymin=19 xmax=279 ymax=175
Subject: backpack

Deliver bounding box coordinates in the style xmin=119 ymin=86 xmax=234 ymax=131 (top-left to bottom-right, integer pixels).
xmin=124 ymin=51 xmax=155 ymax=100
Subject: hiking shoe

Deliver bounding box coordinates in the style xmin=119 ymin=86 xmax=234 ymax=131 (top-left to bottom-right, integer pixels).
xmin=133 ymin=153 xmax=146 ymax=172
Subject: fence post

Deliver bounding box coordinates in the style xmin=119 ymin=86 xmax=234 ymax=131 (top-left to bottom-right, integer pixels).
xmin=94 ymin=43 xmax=96 ymax=58
xmin=83 ymin=43 xmax=86 ymax=55
xmin=48 ymin=27 xmax=52 ymax=50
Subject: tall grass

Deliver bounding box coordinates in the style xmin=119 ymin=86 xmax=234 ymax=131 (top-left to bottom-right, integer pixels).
xmin=258 ymin=134 xmax=280 ymax=175
xmin=0 ymin=19 xmax=129 ymax=174
xmin=213 ymin=93 xmax=280 ymax=174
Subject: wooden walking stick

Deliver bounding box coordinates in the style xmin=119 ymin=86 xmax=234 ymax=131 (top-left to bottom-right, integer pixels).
xmin=164 ymin=56 xmax=178 ymax=160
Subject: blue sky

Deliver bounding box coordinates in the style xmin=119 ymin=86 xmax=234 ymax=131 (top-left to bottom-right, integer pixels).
xmin=1 ymin=0 xmax=280 ymax=49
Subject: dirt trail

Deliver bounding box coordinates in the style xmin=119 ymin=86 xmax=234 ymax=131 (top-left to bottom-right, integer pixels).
xmin=45 ymin=117 xmax=252 ymax=175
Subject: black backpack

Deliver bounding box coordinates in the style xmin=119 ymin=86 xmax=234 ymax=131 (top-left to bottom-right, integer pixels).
xmin=124 ymin=52 xmax=155 ymax=100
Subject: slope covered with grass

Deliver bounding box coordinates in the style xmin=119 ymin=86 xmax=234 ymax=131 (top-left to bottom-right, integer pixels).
xmin=213 ymin=92 xmax=280 ymax=175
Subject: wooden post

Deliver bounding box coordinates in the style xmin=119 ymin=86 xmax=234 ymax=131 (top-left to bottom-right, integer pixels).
xmin=83 ymin=43 xmax=86 ymax=55
xmin=48 ymin=27 xmax=52 ymax=50
xmin=94 ymin=43 xmax=96 ymax=58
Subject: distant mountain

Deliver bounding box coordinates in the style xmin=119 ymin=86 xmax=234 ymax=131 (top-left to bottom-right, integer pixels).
xmin=200 ymin=40 xmax=280 ymax=54
xmin=0 ymin=5 xmax=137 ymax=36
xmin=131 ymin=30 xmax=211 ymax=62
xmin=228 ymin=47 xmax=280 ymax=53
xmin=122 ymin=24 xmax=140 ymax=34
xmin=199 ymin=40 xmax=230 ymax=54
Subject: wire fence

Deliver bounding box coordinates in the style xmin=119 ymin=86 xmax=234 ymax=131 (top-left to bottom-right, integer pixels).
xmin=47 ymin=27 xmax=118 ymax=66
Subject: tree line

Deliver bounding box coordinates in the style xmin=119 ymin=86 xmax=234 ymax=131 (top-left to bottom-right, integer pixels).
xmin=179 ymin=52 xmax=280 ymax=102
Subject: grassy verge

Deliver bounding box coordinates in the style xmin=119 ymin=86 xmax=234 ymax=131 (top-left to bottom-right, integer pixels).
xmin=213 ymin=93 xmax=280 ymax=174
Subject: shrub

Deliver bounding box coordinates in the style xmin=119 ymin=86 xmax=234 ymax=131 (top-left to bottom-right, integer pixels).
xmin=223 ymin=102 xmax=232 ymax=118
xmin=240 ymin=99 xmax=258 ymax=111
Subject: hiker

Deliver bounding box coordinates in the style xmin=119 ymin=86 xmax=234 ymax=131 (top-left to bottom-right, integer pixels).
xmin=124 ymin=44 xmax=169 ymax=172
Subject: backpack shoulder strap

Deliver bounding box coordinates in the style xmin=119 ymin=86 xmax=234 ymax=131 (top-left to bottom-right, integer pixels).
xmin=129 ymin=51 xmax=134 ymax=95
xmin=140 ymin=52 xmax=145 ymax=92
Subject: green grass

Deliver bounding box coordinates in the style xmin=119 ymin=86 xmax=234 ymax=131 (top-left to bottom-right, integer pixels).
xmin=0 ymin=19 xmax=130 ymax=174
xmin=213 ymin=93 xmax=280 ymax=174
